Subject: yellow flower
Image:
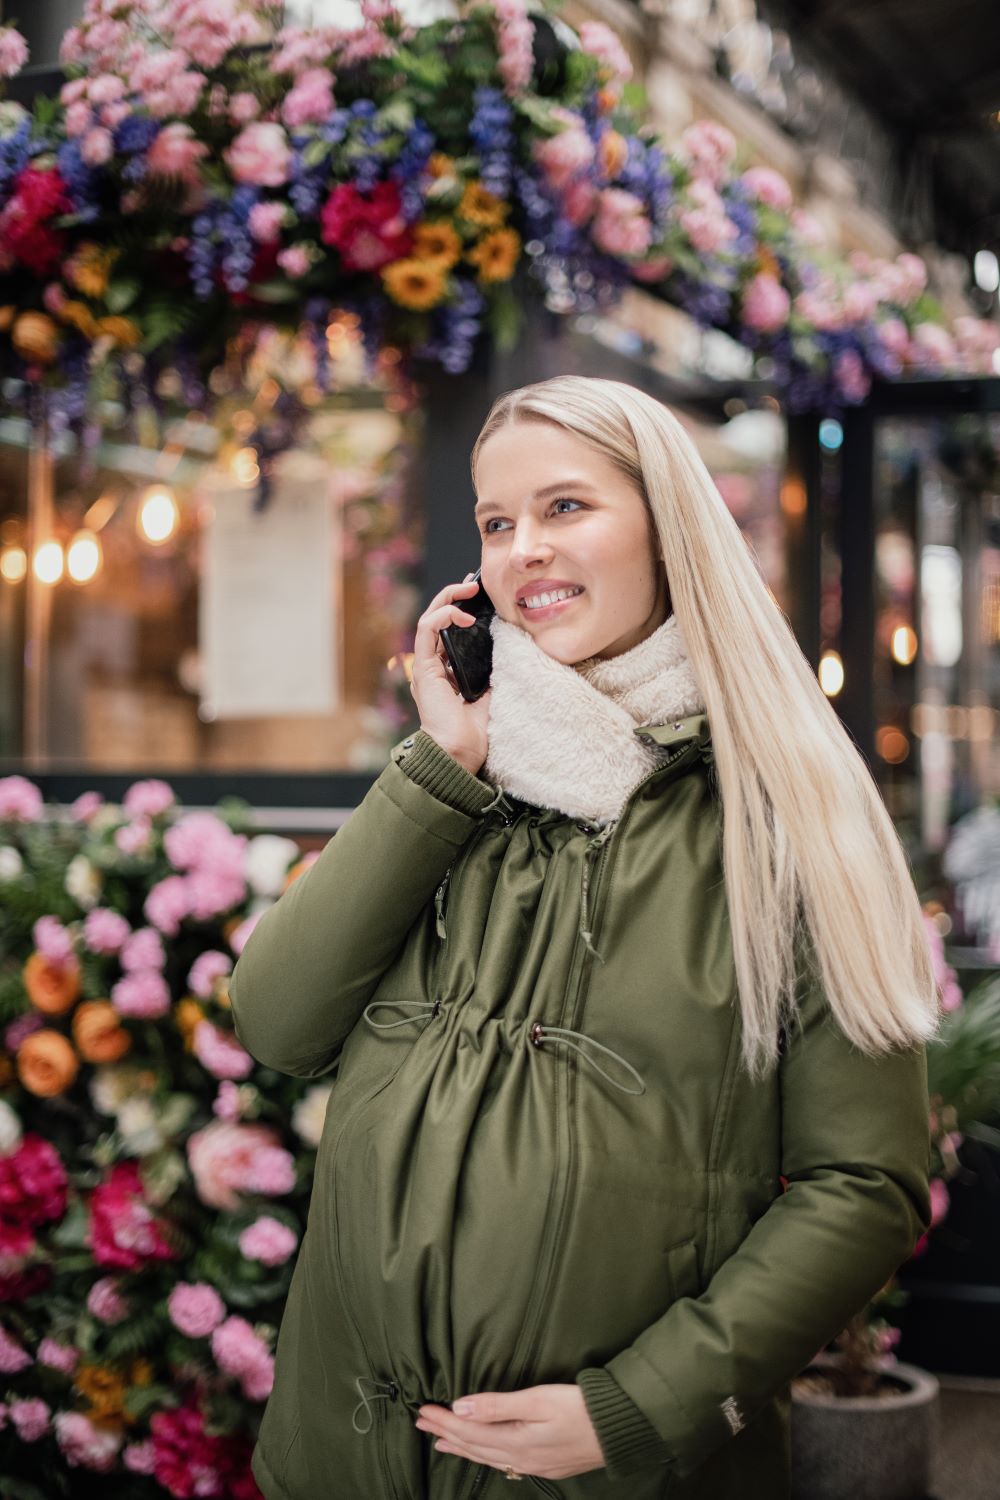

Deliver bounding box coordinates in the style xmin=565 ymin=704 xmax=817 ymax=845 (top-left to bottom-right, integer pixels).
xmin=11 ymin=311 xmax=60 ymax=364
xmin=67 ymin=242 xmax=117 ymax=299
xmin=60 ymin=300 xmax=99 ymax=339
xmin=130 ymin=1357 xmax=154 ymax=1387
xmin=466 ymin=228 xmax=521 ymax=283
xmin=427 ymin=153 xmax=455 ymax=178
xmin=96 ymin=315 xmax=141 ymax=347
xmin=381 ymin=258 xmax=448 ymax=311
xmin=175 ymin=998 xmax=205 ymax=1051
xmin=411 ymin=220 xmax=462 ymax=269
xmin=74 ymin=1363 xmax=128 ymax=1421
xmin=458 ymin=181 xmax=508 ymax=228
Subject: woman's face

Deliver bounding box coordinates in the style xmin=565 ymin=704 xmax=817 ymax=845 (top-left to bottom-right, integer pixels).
xmin=474 ymin=420 xmax=671 ymax=664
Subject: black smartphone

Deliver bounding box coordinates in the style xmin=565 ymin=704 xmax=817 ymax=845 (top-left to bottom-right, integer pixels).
xmin=440 ymin=568 xmax=495 ymax=702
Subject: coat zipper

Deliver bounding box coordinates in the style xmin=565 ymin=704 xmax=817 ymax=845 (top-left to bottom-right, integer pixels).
xmin=464 ymin=740 xmax=698 ymax=1500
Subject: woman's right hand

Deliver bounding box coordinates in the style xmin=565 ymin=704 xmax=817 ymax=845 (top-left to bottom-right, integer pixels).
xmin=410 ymin=575 xmax=492 ymax=776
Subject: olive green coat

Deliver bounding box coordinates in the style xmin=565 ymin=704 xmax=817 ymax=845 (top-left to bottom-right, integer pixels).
xmin=229 ymin=714 xmax=931 ymax=1500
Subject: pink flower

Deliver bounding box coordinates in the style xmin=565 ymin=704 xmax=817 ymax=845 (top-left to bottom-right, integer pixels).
xmin=228 ymin=910 xmax=264 ymax=956
xmin=37 ymin=1338 xmax=78 ymax=1374
xmin=631 ymin=255 xmax=673 ymax=283
xmin=122 ymin=778 xmax=175 ymax=819
xmin=84 ymin=907 xmax=131 ymax=956
xmin=248 ymin=201 xmax=285 ymax=243
xmin=32 ymin=915 xmax=74 ymax=967
xmin=168 ymin=1282 xmax=226 ymax=1338
xmin=833 ymin=349 xmax=871 ymax=404
xmin=592 ymin=189 xmax=652 ymax=257
xmin=911 ymin=321 xmax=955 ymax=369
xmin=679 ymin=207 xmax=737 ymax=255
xmin=577 ymin=21 xmax=633 ymax=91
xmin=186 ymin=1121 xmax=291 ymax=1211
xmin=120 ymin=926 xmax=165 ymax=973
xmin=43 ymin=281 xmax=67 ymax=314
xmin=54 ymin=1410 xmax=122 ymax=1471
xmin=186 ymin=868 xmax=246 ymax=922
xmin=193 ymin=1020 xmax=253 ymax=1081
xmin=212 ymin=1080 xmax=243 ymax=1122
xmin=558 ymin=178 xmax=595 ymax=227
xmin=239 ymin=1216 xmax=299 ymax=1267
xmin=10 ymin=1398 xmax=50 ymax=1442
xmin=211 ymin=1314 xmax=271 ymax=1379
xmin=69 ymin=791 xmax=103 ymax=823
xmin=88 ymin=1161 xmax=176 ymax=1271
xmin=65 ymin=100 xmax=93 ymax=138
xmin=145 ymin=122 xmax=208 ymax=186
xmin=794 ymin=290 xmax=844 ymax=332
xmin=188 ymin=950 xmax=233 ymax=1000
xmin=679 ymin=120 xmax=738 ymax=184
xmin=144 ymin=874 xmax=191 ymax=937
xmin=282 ymin=67 xmax=335 ymax=128
xmin=86 ymin=1276 xmax=129 ymax=1324
xmin=229 ymin=91 xmax=260 ymax=125
xmin=146 ymin=71 xmax=207 ymax=120
xmin=246 ymin=1145 xmax=296 ymax=1197
xmin=895 ymin=252 xmax=928 ymax=302
xmin=929 ymin=1177 xmax=949 ymax=1227
xmin=843 ymin=281 xmax=879 ymax=323
xmin=110 ymin=970 xmax=171 ymax=1020
xmin=122 ymin=1440 xmax=156 ymax=1474
xmin=164 ymin=811 xmax=242 ymax=872
xmin=277 ymin=245 xmax=311 ymax=278
xmin=61 ymin=78 xmax=88 ymax=106
xmin=4 ymin=1014 xmax=43 ymax=1053
xmin=533 ymin=112 xmax=595 ymax=190
xmin=0 ymin=25 xmax=29 ymax=78
xmin=494 ymin=0 xmax=534 ymax=95
xmin=878 ymin=317 xmax=909 ymax=358
xmin=115 ymin=817 xmax=152 ymax=856
xmin=88 ymin=74 xmax=125 ymax=107
xmin=226 ymin=122 xmax=292 ymax=188
xmin=0 ymin=775 xmax=43 ymax=822
xmin=0 ymin=1326 xmax=32 ymax=1374
xmin=742 ymin=274 xmax=791 ymax=333
xmin=740 ymin=166 xmax=793 ymax=211
xmin=791 ymin=208 xmax=826 ymax=246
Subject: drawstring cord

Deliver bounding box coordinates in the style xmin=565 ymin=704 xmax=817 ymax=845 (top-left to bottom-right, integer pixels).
xmin=579 ymin=823 xmax=615 ymax=962
xmin=434 ymin=867 xmax=452 ymax=940
xmin=363 ymin=999 xmax=442 ymax=1030
xmin=529 ymin=1021 xmax=645 ymax=1096
xmin=351 ymin=1375 xmax=398 ymax=1434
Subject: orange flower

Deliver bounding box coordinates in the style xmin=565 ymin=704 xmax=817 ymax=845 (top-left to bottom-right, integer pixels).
xmin=412 ymin=220 xmax=462 ymax=269
xmin=23 ymin=951 xmax=81 ymax=1015
xmin=95 ymin=315 xmax=141 ymax=347
xmin=0 ymin=305 xmax=15 ymax=332
xmin=72 ymin=1001 xmax=132 ymax=1064
xmin=459 ymin=182 xmax=508 ymax=228
xmin=16 ymin=1030 xmax=79 ymax=1098
xmin=175 ymin=998 xmax=204 ymax=1051
xmin=757 ymin=247 xmax=781 ymax=280
xmin=74 ymin=1362 xmax=128 ymax=1422
xmin=59 ymin=300 xmax=99 ymax=339
xmin=0 ymin=1055 xmax=14 ymax=1088
xmin=12 ymin=311 xmax=59 ymax=364
xmin=283 ymin=858 xmax=314 ymax=891
xmin=599 ymin=130 xmax=628 ymax=179
xmin=466 ymin=228 xmax=521 ymax=283
xmin=427 ymin=152 xmax=455 ymax=178
xmin=381 ymin=258 xmax=448 ymax=311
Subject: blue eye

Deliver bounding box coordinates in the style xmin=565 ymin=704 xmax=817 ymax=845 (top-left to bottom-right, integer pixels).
xmin=482 ymin=499 xmax=583 ymax=535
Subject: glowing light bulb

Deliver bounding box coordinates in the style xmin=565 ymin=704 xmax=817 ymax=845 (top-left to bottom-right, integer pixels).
xmin=33 ymin=540 xmax=64 ymax=585
xmin=891 ymin=625 xmax=917 ymax=665
xmin=0 ymin=545 xmax=27 ymax=582
xmin=818 ymin=651 xmax=844 ymax=696
xmin=232 ymin=447 xmax=260 ymax=487
xmin=138 ymin=485 xmax=179 ymax=544
xmin=67 ymin=529 xmax=102 ymax=583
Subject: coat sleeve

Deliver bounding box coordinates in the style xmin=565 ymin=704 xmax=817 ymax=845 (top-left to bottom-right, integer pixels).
xmin=228 ymin=732 xmax=497 ymax=1078
xmin=576 ymin=955 xmax=933 ymax=1481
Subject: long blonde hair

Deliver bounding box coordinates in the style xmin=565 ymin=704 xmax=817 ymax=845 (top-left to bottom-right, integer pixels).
xmin=471 ymin=375 xmax=940 ymax=1080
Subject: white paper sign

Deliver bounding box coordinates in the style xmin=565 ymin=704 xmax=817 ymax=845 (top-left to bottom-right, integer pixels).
xmin=199 ymin=463 xmax=340 ymax=719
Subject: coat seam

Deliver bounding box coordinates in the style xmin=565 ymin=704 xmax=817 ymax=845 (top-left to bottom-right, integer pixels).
xmin=374 ymin=779 xmax=471 ymax=850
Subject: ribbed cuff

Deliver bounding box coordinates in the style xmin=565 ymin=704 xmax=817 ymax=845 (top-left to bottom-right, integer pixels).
xmin=394 ymin=731 xmax=497 ymax=817
xmin=576 ymin=1367 xmax=675 ymax=1480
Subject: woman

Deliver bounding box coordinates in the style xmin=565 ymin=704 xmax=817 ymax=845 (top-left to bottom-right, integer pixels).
xmin=230 ymin=376 xmax=938 ymax=1500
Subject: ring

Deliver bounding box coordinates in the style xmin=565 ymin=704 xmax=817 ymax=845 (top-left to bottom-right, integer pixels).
xmin=503 ymin=1467 xmax=523 ymax=1481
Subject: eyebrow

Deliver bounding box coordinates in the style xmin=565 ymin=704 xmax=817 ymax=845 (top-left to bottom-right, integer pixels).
xmin=474 ymin=479 xmax=597 ymax=519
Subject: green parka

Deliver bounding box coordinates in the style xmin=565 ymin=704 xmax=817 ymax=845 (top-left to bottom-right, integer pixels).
xmin=229 ymin=713 xmax=932 ymax=1500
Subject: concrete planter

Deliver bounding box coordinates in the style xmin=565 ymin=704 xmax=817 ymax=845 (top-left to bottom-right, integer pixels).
xmin=791 ymin=1356 xmax=940 ymax=1500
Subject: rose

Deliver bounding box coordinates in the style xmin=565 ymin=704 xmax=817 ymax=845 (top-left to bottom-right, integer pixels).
xmin=72 ymin=1002 xmax=132 ymax=1065
xmin=742 ymin=273 xmax=791 ymax=333
xmin=739 ymin=166 xmax=793 ymax=211
xmin=146 ymin=123 xmax=208 ymax=185
xmin=226 ymin=122 xmax=292 ymax=188
xmin=16 ymin=1031 xmax=79 ymax=1098
xmin=22 ymin=952 xmax=81 ymax=1015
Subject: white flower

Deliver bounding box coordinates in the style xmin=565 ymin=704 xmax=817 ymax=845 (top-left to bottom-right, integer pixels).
xmin=89 ymin=1064 xmax=149 ymax=1117
xmin=65 ymin=853 xmax=102 ymax=909
xmin=116 ymin=1097 xmax=166 ymax=1156
xmin=0 ymin=846 xmax=23 ymax=881
xmin=244 ymin=835 xmax=300 ymax=899
xmin=291 ymin=1083 xmax=334 ymax=1148
xmin=0 ymin=1099 xmax=23 ymax=1154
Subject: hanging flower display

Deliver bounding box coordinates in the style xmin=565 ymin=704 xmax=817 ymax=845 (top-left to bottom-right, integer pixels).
xmin=0 ymin=0 xmax=996 ymax=430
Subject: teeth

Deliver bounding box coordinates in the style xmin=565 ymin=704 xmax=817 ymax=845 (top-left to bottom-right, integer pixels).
xmin=522 ymin=587 xmax=582 ymax=610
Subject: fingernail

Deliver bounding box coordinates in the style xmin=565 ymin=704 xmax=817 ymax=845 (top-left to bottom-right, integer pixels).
xmin=452 ymin=1401 xmax=473 ymax=1416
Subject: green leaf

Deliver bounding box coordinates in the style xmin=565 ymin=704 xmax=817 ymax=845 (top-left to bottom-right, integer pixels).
xmin=106 ymin=278 xmax=141 ymax=314
xmin=240 ymin=279 xmax=300 ymax=304
xmin=301 ymin=138 xmax=330 ymax=170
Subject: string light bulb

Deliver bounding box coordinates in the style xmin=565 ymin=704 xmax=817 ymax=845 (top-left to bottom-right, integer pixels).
xmin=0 ymin=546 xmax=27 ymax=583
xmin=818 ymin=650 xmax=844 ymax=696
xmin=67 ymin=529 xmax=102 ymax=584
xmin=33 ymin=540 xmax=64 ymax=585
xmin=138 ymin=484 xmax=179 ymax=545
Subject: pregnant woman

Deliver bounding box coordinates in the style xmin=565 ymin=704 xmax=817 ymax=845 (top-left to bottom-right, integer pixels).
xmin=230 ymin=375 xmax=937 ymax=1500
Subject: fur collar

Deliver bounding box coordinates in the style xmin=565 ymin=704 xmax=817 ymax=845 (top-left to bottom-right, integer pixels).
xmin=484 ymin=611 xmax=706 ymax=825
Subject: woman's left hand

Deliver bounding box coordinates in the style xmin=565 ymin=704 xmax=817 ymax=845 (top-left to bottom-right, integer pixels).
xmin=415 ymin=1383 xmax=606 ymax=1480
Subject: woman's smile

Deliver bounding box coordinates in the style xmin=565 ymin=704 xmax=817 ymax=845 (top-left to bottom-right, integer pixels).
xmin=518 ymin=585 xmax=585 ymax=620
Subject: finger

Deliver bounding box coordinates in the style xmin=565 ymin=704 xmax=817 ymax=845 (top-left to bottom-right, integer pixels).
xmin=412 ymin=605 xmax=477 ymax=661
xmin=424 ymin=579 xmax=480 ymax=615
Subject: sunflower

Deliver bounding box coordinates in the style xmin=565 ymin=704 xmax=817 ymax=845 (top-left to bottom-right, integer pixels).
xmin=458 ymin=181 xmax=509 ymax=229
xmin=411 ymin=220 xmax=462 ymax=269
xmin=381 ymin=258 xmax=448 ymax=311
xmin=466 ymin=228 xmax=521 ymax=283
xmin=427 ymin=152 xmax=456 ymax=178
xmin=67 ymin=243 xmax=117 ymax=300
xmin=96 ymin=315 xmax=142 ymax=347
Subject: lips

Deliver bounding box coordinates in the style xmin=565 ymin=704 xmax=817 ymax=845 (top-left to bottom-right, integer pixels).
xmin=517 ymin=585 xmax=584 ymax=620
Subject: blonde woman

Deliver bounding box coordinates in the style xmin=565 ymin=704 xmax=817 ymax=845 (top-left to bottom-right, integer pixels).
xmin=230 ymin=375 xmax=938 ymax=1500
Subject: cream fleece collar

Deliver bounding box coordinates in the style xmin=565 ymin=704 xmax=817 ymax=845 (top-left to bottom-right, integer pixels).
xmin=484 ymin=611 xmax=706 ymax=826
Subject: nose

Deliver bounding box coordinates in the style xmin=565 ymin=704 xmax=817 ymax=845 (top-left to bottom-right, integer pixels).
xmin=507 ymin=515 xmax=555 ymax=569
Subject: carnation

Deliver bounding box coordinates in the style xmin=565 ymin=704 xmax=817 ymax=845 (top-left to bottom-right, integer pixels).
xmin=239 ymin=1215 xmax=299 ymax=1267
xmin=86 ymin=1275 xmax=129 ymax=1324
xmin=54 ymin=1409 xmax=122 ymax=1471
xmin=32 ymin=915 xmax=75 ymax=967
xmin=168 ymin=1281 xmax=226 ymax=1338
xmin=193 ymin=1020 xmax=253 ymax=1081
xmin=111 ymin=969 xmax=171 ymax=1020
xmin=0 ymin=1326 xmax=32 ymax=1374
xmin=84 ymin=907 xmax=131 ymax=955
xmin=10 ymin=1398 xmax=50 ymax=1442
xmin=122 ymin=778 xmax=175 ymax=819
xmin=187 ymin=950 xmax=233 ymax=1000
xmin=0 ymin=775 xmax=44 ymax=821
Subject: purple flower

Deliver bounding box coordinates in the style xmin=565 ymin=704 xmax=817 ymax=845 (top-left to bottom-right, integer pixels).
xmin=110 ymin=969 xmax=171 ymax=1020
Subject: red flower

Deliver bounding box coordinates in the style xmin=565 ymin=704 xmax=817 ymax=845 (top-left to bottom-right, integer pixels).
xmin=87 ymin=1160 xmax=177 ymax=1271
xmin=150 ymin=1395 xmax=263 ymax=1499
xmin=0 ymin=164 xmax=72 ymax=276
xmin=0 ymin=1133 xmax=69 ymax=1227
xmin=0 ymin=1220 xmax=50 ymax=1303
xmin=319 ymin=180 xmax=414 ymax=272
